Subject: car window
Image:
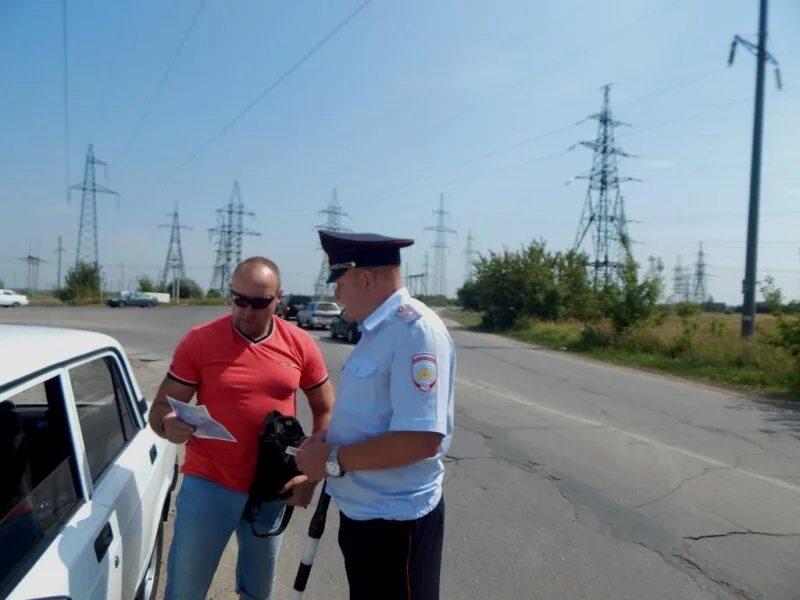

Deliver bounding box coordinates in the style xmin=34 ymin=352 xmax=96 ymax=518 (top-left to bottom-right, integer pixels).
xmin=317 ymin=303 xmax=339 ymax=311
xmin=0 ymin=377 xmax=82 ymax=594
xmin=70 ymin=357 xmax=138 ymax=484
xmin=3 ymin=291 xmax=12 ymax=296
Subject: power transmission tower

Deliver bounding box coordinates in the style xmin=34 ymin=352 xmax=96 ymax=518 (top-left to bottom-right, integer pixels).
xmin=69 ymin=144 xmax=119 ymax=268
xmin=54 ymin=236 xmax=65 ymax=289
xmin=423 ymin=253 xmax=430 ymax=296
xmin=314 ymin=188 xmax=350 ymax=299
xmin=424 ymin=194 xmax=457 ymax=297
xmin=693 ymin=242 xmax=708 ymax=305
xmin=19 ymin=254 xmax=45 ymax=293
xmin=160 ymin=204 xmax=191 ymax=299
xmin=463 ymin=230 xmax=478 ymax=284
xmin=209 ymin=182 xmax=261 ymax=293
xmin=727 ymin=0 xmax=783 ymax=337
xmin=572 ymin=84 xmax=638 ymax=287
xmin=672 ymin=256 xmax=692 ymax=303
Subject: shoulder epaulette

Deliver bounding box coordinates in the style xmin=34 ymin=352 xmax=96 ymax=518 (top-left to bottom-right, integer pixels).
xmin=397 ymin=303 xmax=422 ymax=323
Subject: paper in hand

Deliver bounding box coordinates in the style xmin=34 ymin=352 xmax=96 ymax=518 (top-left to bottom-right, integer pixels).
xmin=167 ymin=396 xmax=236 ymax=442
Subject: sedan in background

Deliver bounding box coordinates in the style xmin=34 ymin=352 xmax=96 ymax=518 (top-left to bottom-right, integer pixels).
xmin=0 ymin=289 xmax=29 ymax=308
xmin=329 ymin=310 xmax=361 ymax=344
xmin=106 ymin=292 xmax=158 ymax=308
xmin=296 ymin=301 xmax=341 ymax=329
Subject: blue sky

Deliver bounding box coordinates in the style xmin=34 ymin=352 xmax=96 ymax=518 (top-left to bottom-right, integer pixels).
xmin=1 ymin=0 xmax=798 ymax=303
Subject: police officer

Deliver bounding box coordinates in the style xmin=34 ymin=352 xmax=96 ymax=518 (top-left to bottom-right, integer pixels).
xmin=296 ymin=231 xmax=456 ymax=600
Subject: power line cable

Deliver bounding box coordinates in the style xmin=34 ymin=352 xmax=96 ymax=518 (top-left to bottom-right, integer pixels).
xmin=120 ymin=0 xmax=208 ymax=158
xmin=138 ymin=0 xmax=372 ymax=199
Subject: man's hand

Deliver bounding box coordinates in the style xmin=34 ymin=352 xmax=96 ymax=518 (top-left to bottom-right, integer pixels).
xmin=161 ymin=411 xmax=196 ymax=444
xmin=281 ymin=475 xmax=318 ymax=508
xmin=295 ymin=439 xmax=332 ymax=481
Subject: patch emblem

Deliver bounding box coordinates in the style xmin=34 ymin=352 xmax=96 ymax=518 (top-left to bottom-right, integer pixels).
xmin=411 ymin=353 xmax=438 ymax=392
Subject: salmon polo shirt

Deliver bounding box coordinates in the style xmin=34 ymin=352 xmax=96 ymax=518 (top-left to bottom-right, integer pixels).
xmin=168 ymin=314 xmax=328 ymax=492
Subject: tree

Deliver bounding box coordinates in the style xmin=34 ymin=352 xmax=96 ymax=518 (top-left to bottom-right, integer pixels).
xmin=137 ymin=275 xmax=156 ymax=293
xmin=603 ymin=257 xmax=664 ymax=333
xmin=0 ymin=277 xmax=4 ymax=288
xmin=760 ymin=275 xmax=783 ymax=315
xmin=163 ymin=277 xmax=203 ymax=299
xmin=60 ymin=261 xmax=101 ymax=301
xmin=456 ymin=281 xmax=479 ymax=311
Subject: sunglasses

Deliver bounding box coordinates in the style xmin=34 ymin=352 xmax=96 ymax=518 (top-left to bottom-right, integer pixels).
xmin=230 ymin=288 xmax=277 ymax=310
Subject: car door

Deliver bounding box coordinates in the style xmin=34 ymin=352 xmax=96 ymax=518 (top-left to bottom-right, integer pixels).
xmin=3 ymin=371 xmax=123 ymax=600
xmin=66 ymin=353 xmax=160 ymax=600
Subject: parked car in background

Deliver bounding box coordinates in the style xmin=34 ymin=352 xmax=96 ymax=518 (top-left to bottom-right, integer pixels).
xmin=329 ymin=310 xmax=362 ymax=344
xmin=0 ymin=325 xmax=178 ymax=600
xmin=297 ymin=301 xmax=341 ymax=329
xmin=0 ymin=289 xmax=29 ymax=308
xmin=277 ymin=294 xmax=312 ymax=320
xmin=106 ymin=291 xmax=158 ymax=308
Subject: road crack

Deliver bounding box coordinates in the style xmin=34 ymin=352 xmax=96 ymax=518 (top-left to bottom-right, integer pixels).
xmin=634 ymin=466 xmax=728 ymax=509
xmin=684 ymin=531 xmax=800 ymax=541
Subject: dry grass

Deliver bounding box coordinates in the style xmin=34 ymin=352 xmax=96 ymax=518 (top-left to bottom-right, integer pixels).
xmin=445 ymin=310 xmax=799 ymax=398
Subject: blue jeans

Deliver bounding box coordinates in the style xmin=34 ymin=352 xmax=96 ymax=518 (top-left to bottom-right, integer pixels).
xmin=165 ymin=475 xmax=286 ymax=600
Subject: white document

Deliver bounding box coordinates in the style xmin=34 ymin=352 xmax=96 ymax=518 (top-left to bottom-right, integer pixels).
xmin=167 ymin=396 xmax=236 ymax=442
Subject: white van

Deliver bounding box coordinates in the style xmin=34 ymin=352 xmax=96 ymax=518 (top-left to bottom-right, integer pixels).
xmin=0 ymin=325 xmax=177 ymax=600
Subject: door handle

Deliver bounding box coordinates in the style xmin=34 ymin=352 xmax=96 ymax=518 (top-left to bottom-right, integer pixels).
xmin=94 ymin=522 xmax=114 ymax=562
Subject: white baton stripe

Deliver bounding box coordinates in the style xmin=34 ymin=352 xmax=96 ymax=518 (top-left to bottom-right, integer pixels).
xmin=300 ymin=538 xmax=320 ymax=564
xmin=285 ymin=446 xmax=300 ymax=456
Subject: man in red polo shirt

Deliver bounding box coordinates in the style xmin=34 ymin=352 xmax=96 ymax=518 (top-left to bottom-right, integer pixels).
xmin=148 ymin=257 xmax=334 ymax=600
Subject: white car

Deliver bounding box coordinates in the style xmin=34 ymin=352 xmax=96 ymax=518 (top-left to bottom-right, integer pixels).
xmin=0 ymin=289 xmax=29 ymax=307
xmin=0 ymin=325 xmax=177 ymax=600
xmin=296 ymin=301 xmax=341 ymax=329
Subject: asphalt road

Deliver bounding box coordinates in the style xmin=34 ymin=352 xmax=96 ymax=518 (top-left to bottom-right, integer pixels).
xmin=2 ymin=306 xmax=799 ymax=599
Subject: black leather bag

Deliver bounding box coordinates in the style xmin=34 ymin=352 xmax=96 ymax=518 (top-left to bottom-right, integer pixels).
xmin=243 ymin=410 xmax=307 ymax=537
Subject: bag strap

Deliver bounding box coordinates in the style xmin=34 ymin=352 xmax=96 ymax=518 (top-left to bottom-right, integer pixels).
xmin=247 ymin=502 xmax=294 ymax=538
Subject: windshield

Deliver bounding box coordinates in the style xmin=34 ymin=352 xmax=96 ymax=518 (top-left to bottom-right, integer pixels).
xmin=315 ymin=303 xmax=339 ymax=311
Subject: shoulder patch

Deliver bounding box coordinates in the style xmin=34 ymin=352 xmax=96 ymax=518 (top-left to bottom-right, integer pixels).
xmin=398 ymin=303 xmax=422 ymax=323
xmin=411 ymin=352 xmax=438 ymax=392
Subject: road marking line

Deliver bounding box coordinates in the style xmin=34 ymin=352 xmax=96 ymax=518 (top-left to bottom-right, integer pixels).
xmin=458 ymin=377 xmax=800 ymax=494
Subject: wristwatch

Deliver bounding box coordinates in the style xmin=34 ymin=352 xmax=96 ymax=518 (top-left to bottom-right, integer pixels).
xmin=325 ymin=445 xmax=345 ymax=477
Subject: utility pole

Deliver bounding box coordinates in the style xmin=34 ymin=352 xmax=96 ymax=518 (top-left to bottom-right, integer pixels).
xmin=423 ymin=253 xmax=430 ymax=296
xmin=572 ymin=85 xmax=638 ymax=287
xmin=463 ymin=230 xmax=478 ymax=284
xmin=54 ymin=236 xmax=65 ymax=289
xmin=314 ymin=188 xmax=350 ymax=299
xmin=69 ymin=144 xmax=119 ymax=269
xmin=424 ymin=194 xmax=457 ymax=297
xmin=19 ymin=254 xmax=45 ymax=294
xmin=728 ymin=0 xmax=782 ymax=337
xmin=693 ymin=242 xmax=708 ymax=305
xmin=160 ymin=204 xmax=191 ymax=301
xmin=209 ymin=182 xmax=260 ymax=294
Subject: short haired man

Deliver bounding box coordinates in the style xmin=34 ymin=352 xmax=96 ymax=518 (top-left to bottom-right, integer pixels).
xmin=149 ymin=257 xmax=334 ymax=600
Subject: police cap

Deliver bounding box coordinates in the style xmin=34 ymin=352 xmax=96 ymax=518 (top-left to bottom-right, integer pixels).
xmin=319 ymin=230 xmax=414 ymax=283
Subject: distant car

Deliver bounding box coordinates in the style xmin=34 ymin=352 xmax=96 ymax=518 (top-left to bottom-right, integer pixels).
xmin=0 ymin=324 xmax=178 ymax=600
xmin=297 ymin=301 xmax=341 ymax=329
xmin=0 ymin=289 xmax=29 ymax=308
xmin=329 ymin=310 xmax=362 ymax=344
xmin=277 ymin=294 xmax=312 ymax=320
xmin=106 ymin=292 xmax=157 ymax=308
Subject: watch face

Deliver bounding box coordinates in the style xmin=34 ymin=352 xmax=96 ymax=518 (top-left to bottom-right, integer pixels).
xmin=326 ymin=461 xmax=341 ymax=477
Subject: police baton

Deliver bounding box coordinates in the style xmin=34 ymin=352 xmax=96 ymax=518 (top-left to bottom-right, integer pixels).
xmin=291 ymin=482 xmax=332 ymax=599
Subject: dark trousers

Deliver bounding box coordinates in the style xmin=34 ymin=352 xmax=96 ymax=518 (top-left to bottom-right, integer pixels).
xmin=338 ymin=498 xmax=445 ymax=600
